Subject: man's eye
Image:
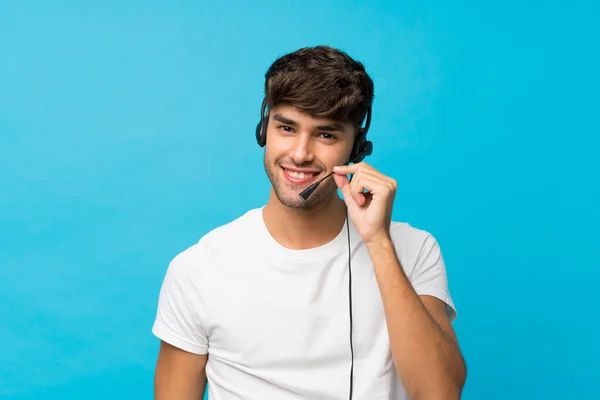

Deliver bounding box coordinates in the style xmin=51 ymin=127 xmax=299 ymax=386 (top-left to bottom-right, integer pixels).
xmin=319 ymin=133 xmax=335 ymax=139
xmin=279 ymin=126 xmax=293 ymax=132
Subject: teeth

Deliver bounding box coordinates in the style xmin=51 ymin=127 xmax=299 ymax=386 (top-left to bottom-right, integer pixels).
xmin=286 ymin=169 xmax=314 ymax=180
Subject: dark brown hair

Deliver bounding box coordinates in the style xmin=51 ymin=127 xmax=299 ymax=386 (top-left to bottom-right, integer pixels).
xmin=264 ymin=45 xmax=374 ymax=130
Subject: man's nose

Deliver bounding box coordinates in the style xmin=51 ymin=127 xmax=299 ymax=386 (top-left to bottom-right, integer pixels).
xmin=290 ymin=134 xmax=315 ymax=164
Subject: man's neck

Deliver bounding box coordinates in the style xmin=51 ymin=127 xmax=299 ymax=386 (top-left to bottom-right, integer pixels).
xmin=262 ymin=190 xmax=348 ymax=250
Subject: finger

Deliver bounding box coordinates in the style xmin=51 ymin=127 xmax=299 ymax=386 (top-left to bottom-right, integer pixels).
xmin=349 ymin=167 xmax=397 ymax=195
xmin=350 ymin=172 xmax=394 ymax=204
xmin=349 ymin=173 xmax=385 ymax=207
xmin=333 ymin=162 xmax=364 ymax=175
xmin=335 ymin=162 xmax=387 ymax=181
xmin=333 ymin=172 xmax=349 ymax=192
xmin=333 ymin=173 xmax=358 ymax=206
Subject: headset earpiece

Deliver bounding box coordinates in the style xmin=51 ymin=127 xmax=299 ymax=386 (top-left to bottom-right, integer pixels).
xmin=348 ymin=106 xmax=374 ymax=163
xmin=349 ymin=139 xmax=373 ymax=163
xmin=256 ymin=120 xmax=266 ymax=147
xmin=256 ymin=98 xmax=268 ymax=147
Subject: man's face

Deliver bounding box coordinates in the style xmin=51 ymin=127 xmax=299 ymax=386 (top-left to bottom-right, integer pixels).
xmin=263 ymin=104 xmax=355 ymax=209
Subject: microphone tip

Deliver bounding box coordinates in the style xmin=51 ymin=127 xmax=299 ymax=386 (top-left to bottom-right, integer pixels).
xmin=299 ymin=182 xmax=319 ymax=201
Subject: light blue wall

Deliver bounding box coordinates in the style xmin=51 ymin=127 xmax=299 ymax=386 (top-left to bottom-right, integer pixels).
xmin=1 ymin=1 xmax=598 ymax=399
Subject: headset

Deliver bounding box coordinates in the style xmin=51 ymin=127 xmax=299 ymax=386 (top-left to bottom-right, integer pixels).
xmin=255 ymin=97 xmax=374 ymax=400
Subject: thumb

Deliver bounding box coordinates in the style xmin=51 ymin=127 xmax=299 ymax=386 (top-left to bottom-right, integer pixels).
xmin=333 ymin=173 xmax=351 ymax=198
xmin=333 ymin=173 xmax=357 ymax=206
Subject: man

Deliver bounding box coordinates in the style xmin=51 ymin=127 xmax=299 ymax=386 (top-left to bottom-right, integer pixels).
xmin=152 ymin=45 xmax=466 ymax=400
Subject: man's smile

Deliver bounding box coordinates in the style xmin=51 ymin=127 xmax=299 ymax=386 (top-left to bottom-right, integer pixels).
xmin=281 ymin=166 xmax=320 ymax=184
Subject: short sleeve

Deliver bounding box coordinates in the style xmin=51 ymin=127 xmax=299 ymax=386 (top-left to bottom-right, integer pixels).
xmin=410 ymin=233 xmax=457 ymax=322
xmin=152 ymin=252 xmax=209 ymax=354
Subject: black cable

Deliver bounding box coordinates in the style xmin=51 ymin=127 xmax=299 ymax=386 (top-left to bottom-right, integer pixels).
xmin=346 ymin=208 xmax=354 ymax=400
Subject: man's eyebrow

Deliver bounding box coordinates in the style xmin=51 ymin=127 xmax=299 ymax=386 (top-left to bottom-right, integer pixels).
xmin=315 ymin=122 xmax=345 ymax=132
xmin=272 ymin=114 xmax=345 ymax=132
xmin=272 ymin=114 xmax=297 ymax=126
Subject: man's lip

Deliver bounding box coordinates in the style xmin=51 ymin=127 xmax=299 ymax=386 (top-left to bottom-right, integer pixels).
xmin=281 ymin=167 xmax=320 ymax=184
xmin=280 ymin=166 xmax=321 ymax=174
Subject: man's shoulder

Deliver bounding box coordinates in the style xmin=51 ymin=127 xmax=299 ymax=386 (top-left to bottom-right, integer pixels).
xmin=170 ymin=207 xmax=264 ymax=265
xmin=199 ymin=207 xmax=264 ymax=245
xmin=385 ymin=219 xmax=444 ymax=269
xmin=389 ymin=220 xmax=434 ymax=248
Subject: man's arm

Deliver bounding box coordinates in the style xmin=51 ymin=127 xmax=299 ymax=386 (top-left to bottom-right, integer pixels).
xmin=367 ymin=235 xmax=466 ymax=400
xmin=332 ymin=162 xmax=466 ymax=398
xmin=154 ymin=340 xmax=208 ymax=400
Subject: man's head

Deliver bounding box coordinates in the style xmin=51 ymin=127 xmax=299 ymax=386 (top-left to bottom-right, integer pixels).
xmin=261 ymin=45 xmax=374 ymax=209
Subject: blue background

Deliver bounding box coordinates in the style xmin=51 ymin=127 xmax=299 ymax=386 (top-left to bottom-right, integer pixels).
xmin=1 ymin=1 xmax=598 ymax=399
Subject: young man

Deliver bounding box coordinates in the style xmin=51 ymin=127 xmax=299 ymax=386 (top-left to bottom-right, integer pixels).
xmin=152 ymin=46 xmax=466 ymax=400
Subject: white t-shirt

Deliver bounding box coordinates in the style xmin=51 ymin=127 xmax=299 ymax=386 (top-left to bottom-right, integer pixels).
xmin=152 ymin=207 xmax=456 ymax=400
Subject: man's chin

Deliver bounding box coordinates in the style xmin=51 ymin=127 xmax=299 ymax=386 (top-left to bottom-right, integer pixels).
xmin=275 ymin=185 xmax=337 ymax=209
xmin=277 ymin=193 xmax=306 ymax=208
xmin=270 ymin=186 xmax=305 ymax=207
